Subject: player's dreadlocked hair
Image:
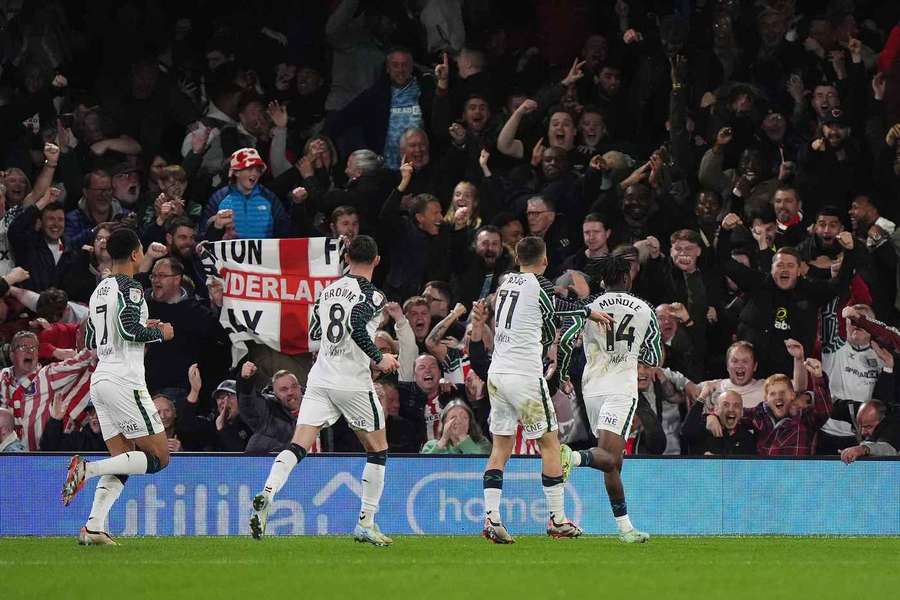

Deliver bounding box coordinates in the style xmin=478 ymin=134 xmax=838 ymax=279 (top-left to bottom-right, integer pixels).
xmin=586 ymin=251 xmax=633 ymax=292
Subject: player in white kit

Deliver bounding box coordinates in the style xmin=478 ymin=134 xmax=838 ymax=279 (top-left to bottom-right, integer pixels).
xmin=561 ymin=252 xmax=662 ymax=543
xmin=482 ymin=236 xmax=612 ymax=543
xmin=61 ymin=229 xmax=175 ymax=545
xmin=249 ymin=235 xmax=400 ymax=546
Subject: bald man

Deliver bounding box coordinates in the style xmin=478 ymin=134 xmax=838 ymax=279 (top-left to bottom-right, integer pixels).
xmin=682 ymin=391 xmax=758 ymax=455
xmin=840 ymin=401 xmax=900 ymax=463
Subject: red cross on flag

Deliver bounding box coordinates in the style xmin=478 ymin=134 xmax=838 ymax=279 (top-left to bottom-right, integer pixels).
xmin=206 ymin=238 xmax=344 ymax=361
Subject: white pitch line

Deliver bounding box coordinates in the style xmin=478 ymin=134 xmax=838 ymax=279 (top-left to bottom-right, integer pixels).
xmin=0 ymin=559 xmax=266 ymax=566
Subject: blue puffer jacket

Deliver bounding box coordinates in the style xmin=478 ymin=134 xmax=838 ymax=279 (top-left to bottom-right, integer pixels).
xmin=200 ymin=183 xmax=291 ymax=240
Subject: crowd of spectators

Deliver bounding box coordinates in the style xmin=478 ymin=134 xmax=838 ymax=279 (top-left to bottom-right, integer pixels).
xmin=1 ymin=0 xmax=900 ymax=460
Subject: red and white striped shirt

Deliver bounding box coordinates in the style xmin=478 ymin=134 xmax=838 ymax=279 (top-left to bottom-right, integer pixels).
xmin=424 ymin=395 xmax=441 ymax=441
xmin=512 ymin=425 xmax=541 ymax=455
xmin=0 ymin=349 xmax=97 ymax=450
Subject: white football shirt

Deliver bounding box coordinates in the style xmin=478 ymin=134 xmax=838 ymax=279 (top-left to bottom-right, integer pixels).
xmin=582 ymin=291 xmax=662 ymax=399
xmin=307 ymin=275 xmax=385 ymax=391
xmin=88 ymin=274 xmax=163 ymax=387
xmin=489 ymin=272 xmax=590 ymax=377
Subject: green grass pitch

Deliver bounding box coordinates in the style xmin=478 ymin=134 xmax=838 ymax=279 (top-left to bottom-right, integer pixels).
xmin=4 ymin=536 xmax=899 ymax=600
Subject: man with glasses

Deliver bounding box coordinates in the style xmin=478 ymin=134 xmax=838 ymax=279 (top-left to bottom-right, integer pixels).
xmin=0 ymin=330 xmax=97 ymax=451
xmin=144 ymin=257 xmax=229 ymax=404
xmin=64 ymin=170 xmax=132 ymax=250
xmin=0 ymin=333 xmax=41 ymax=443
xmin=524 ymin=195 xmax=573 ymax=280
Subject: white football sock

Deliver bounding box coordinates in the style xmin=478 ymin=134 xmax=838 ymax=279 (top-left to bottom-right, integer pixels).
xmin=263 ymin=450 xmax=299 ymax=499
xmin=615 ymin=514 xmax=634 ymax=533
xmin=359 ymin=463 xmax=385 ymax=528
xmin=85 ymin=452 xmax=148 ymax=479
xmin=543 ymin=483 xmax=566 ymax=523
xmin=85 ymin=475 xmax=126 ymax=532
xmin=484 ymin=489 xmax=502 ymax=522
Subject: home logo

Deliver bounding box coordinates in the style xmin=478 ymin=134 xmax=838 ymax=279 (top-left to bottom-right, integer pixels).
xmin=405 ymin=471 xmax=583 ymax=534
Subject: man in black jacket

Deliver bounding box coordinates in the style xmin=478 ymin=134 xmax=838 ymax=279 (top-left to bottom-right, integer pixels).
xmin=379 ymin=161 xmax=465 ymax=300
xmin=796 ymin=206 xmax=848 ymax=280
xmin=236 ymin=361 xmax=360 ymax=453
xmin=682 ymin=391 xmax=757 ymax=455
xmin=144 ymin=258 xmax=230 ymax=400
xmin=376 ymin=377 xmax=419 ymax=453
xmin=312 ymin=154 xmax=396 ymax=236
xmin=8 ymin=190 xmax=77 ymax=292
xmin=452 ymin=225 xmax=513 ymax=306
xmin=718 ymin=213 xmax=856 ymax=377
xmin=797 ymin=108 xmax=870 ymax=217
xmin=772 ymin=185 xmax=809 ymax=249
xmin=237 ymin=361 xmax=301 ymax=453
xmin=162 ymin=217 xmax=207 ymax=298
xmin=525 ymin=195 xmax=574 ymax=280
xmin=559 ymin=213 xmax=613 ymax=274
xmin=643 ymin=229 xmax=726 ymax=369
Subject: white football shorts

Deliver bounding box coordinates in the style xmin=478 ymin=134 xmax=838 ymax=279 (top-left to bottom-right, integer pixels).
xmin=584 ymin=393 xmax=637 ymax=438
xmin=296 ymin=385 xmax=385 ymax=432
xmin=91 ymin=380 xmax=164 ymax=441
xmin=487 ymin=373 xmax=557 ymax=440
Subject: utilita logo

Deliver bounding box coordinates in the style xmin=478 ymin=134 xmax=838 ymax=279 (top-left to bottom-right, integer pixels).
xmin=114 ymin=483 xmax=308 ymax=536
xmin=405 ymin=472 xmax=583 ymax=534
xmin=113 ymin=474 xmax=366 ymax=536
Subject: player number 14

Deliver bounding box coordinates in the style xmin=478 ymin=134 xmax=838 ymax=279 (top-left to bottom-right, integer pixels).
xmin=606 ymin=313 xmax=635 ymax=351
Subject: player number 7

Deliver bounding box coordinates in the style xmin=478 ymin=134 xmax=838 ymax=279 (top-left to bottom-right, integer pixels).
xmin=95 ymin=305 xmax=109 ymax=345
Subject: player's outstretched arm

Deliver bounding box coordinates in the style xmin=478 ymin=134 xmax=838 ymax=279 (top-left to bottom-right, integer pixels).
xmin=538 ymin=275 xmax=592 ymax=318
xmin=553 ymin=293 xmax=592 ymax=317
